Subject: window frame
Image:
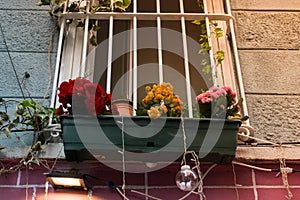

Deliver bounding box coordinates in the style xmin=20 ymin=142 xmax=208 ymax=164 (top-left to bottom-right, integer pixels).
xmin=50 ymin=0 xmax=249 ymax=119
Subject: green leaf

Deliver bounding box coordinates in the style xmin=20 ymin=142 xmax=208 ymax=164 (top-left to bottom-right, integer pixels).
xmin=0 ymin=112 xmax=10 ymax=122
xmin=54 ymin=0 xmax=66 ymax=5
xmin=8 ymin=123 xmax=16 ymax=130
xmin=77 ymin=21 xmax=85 ymax=28
xmin=90 ymin=35 xmax=98 ymax=46
xmin=13 ymin=117 xmax=20 ymax=124
xmin=20 ymin=100 xmax=31 ymax=107
xmin=4 ymin=128 xmax=11 ymax=139
xmin=36 ymin=0 xmax=50 ymax=6
xmin=192 ymin=20 xmax=201 ymax=25
xmin=92 ymin=25 xmax=101 ymax=31
xmin=201 ymin=59 xmax=207 ymax=65
xmin=30 ymin=159 xmax=40 ymax=166
xmin=202 ymin=65 xmax=211 ymax=74
xmin=122 ymin=0 xmax=131 ymax=8
xmin=216 ymin=50 xmax=224 ymax=64
xmin=15 ymin=105 xmax=26 ymax=116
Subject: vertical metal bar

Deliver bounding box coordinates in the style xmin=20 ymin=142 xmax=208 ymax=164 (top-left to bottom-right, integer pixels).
xmin=203 ymin=0 xmax=218 ymax=86
xmin=225 ymin=0 xmax=249 ymax=121
xmin=156 ymin=0 xmax=163 ymax=83
xmin=80 ymin=1 xmax=90 ymax=77
xmin=106 ymin=15 xmax=114 ymax=94
xmin=50 ymin=2 xmax=68 ymax=109
xmin=105 ymin=1 xmax=115 ymax=93
xmin=133 ymin=0 xmax=138 ymax=115
xmin=179 ymin=0 xmax=193 ymax=118
xmin=129 ymin=21 xmax=133 ymax=101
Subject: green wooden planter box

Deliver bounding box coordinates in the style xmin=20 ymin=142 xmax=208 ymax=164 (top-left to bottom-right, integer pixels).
xmin=60 ymin=115 xmax=241 ymax=163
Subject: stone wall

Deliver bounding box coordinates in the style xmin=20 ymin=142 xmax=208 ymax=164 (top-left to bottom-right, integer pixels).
xmin=231 ymin=0 xmax=300 ymax=142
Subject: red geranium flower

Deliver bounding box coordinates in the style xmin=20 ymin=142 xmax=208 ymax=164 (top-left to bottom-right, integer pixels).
xmin=56 ymin=78 xmax=112 ymax=116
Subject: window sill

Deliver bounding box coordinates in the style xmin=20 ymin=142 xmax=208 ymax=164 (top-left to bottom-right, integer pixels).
xmin=1 ymin=143 xmax=300 ymax=163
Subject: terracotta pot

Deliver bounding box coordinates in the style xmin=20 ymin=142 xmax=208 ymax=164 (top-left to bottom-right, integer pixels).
xmin=112 ymin=99 xmax=133 ymax=116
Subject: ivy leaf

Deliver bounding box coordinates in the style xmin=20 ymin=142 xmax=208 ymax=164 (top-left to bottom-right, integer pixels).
xmin=90 ymin=35 xmax=98 ymax=46
xmin=77 ymin=21 xmax=85 ymax=28
xmin=20 ymin=100 xmax=31 ymax=107
xmin=0 ymin=112 xmax=10 ymax=122
xmin=201 ymin=59 xmax=207 ymax=65
xmin=36 ymin=0 xmax=50 ymax=6
xmin=92 ymin=25 xmax=101 ymax=32
xmin=15 ymin=105 xmax=26 ymax=116
xmin=122 ymin=0 xmax=132 ymax=9
xmin=13 ymin=117 xmax=20 ymax=124
xmin=192 ymin=20 xmax=201 ymax=25
xmin=8 ymin=122 xmax=16 ymax=130
xmin=30 ymin=159 xmax=40 ymax=166
xmin=216 ymin=51 xmax=224 ymax=64
xmin=202 ymin=65 xmax=211 ymax=74
xmin=54 ymin=0 xmax=66 ymax=6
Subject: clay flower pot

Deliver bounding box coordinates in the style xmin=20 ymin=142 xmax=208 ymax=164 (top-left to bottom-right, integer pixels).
xmin=112 ymin=99 xmax=133 ymax=116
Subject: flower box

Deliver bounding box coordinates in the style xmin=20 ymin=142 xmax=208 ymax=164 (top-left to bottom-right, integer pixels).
xmin=60 ymin=115 xmax=241 ymax=163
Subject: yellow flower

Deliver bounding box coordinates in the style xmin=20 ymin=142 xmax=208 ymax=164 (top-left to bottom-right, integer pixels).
xmin=161 ymin=104 xmax=168 ymax=113
xmin=155 ymin=94 xmax=164 ymax=101
xmin=147 ymin=91 xmax=154 ymax=98
xmin=145 ymin=85 xmax=151 ymax=91
xmin=147 ymin=106 xmax=161 ymax=119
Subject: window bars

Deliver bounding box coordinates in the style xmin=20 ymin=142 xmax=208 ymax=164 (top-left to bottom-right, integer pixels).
xmin=50 ymin=0 xmax=249 ymax=119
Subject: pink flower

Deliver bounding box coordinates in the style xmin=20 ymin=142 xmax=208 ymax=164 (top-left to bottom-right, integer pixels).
xmin=201 ymin=97 xmax=212 ymax=103
xmin=196 ymin=86 xmax=244 ymax=119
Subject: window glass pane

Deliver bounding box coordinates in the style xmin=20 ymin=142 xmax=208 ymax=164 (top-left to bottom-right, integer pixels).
xmin=160 ymin=0 xmax=180 ymax=13
xmin=137 ymin=0 xmax=156 ymax=12
xmin=111 ymin=20 xmax=131 ymax=99
xmin=136 ymin=21 xmax=159 ymax=101
xmin=94 ymin=20 xmax=109 ymax=87
xmin=184 ymin=0 xmax=204 ymax=13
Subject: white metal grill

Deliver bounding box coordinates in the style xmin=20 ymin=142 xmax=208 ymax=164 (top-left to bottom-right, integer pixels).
xmin=50 ymin=0 xmax=249 ymax=119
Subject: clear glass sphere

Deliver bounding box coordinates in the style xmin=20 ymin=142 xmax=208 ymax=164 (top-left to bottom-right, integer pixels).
xmin=175 ymin=165 xmax=198 ymax=191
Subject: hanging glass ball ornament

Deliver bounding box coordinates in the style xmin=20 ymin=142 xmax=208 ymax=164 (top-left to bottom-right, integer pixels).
xmin=175 ymin=165 xmax=198 ymax=191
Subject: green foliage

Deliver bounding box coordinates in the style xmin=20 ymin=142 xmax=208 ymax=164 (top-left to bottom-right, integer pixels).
xmin=0 ymin=99 xmax=57 ymax=143
xmin=114 ymin=0 xmax=131 ymax=11
xmin=192 ymin=20 xmax=225 ymax=75
xmin=36 ymin=0 xmax=131 ymax=46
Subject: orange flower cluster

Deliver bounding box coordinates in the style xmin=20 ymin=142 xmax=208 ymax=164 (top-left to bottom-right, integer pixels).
xmin=137 ymin=82 xmax=183 ymax=118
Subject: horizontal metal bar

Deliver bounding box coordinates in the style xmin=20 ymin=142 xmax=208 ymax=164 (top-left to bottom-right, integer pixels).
xmin=60 ymin=12 xmax=233 ymax=21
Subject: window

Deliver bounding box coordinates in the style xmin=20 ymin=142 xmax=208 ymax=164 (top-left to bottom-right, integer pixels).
xmin=51 ymin=0 xmax=248 ymax=117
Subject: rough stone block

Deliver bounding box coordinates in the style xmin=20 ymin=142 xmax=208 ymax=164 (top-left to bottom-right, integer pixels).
xmin=0 ymin=31 xmax=6 ymax=51
xmin=233 ymin=11 xmax=300 ymax=49
xmin=0 ymin=10 xmax=57 ymax=52
xmin=0 ymin=0 xmax=48 ymax=10
xmin=231 ymin=0 xmax=300 ymax=11
xmin=0 ymin=52 xmax=56 ymax=98
xmin=239 ymin=50 xmax=300 ymax=94
xmin=246 ymin=94 xmax=300 ymax=143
